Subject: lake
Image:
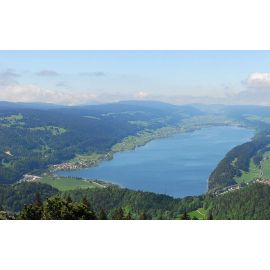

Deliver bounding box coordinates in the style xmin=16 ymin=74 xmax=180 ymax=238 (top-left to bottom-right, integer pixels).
xmin=57 ymin=126 xmax=254 ymax=198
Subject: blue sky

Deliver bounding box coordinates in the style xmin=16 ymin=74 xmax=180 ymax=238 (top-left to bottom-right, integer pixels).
xmin=0 ymin=51 xmax=270 ymax=105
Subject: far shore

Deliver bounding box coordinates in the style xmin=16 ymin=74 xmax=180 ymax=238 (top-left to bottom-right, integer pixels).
xmin=49 ymin=118 xmax=249 ymax=174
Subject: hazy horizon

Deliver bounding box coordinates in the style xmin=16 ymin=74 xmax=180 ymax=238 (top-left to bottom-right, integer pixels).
xmin=1 ymin=51 xmax=270 ymax=106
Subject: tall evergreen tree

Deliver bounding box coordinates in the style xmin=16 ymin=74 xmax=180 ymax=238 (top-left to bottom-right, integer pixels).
xmin=82 ymin=196 xmax=90 ymax=209
xmin=66 ymin=195 xmax=73 ymax=204
xmin=20 ymin=204 xmax=43 ymax=220
xmin=180 ymin=211 xmax=190 ymax=220
xmin=125 ymin=211 xmax=132 ymax=220
xmin=139 ymin=212 xmax=147 ymax=220
xmin=34 ymin=192 xmax=42 ymax=207
xmin=99 ymin=209 xmax=107 ymax=220
xmin=112 ymin=208 xmax=124 ymax=220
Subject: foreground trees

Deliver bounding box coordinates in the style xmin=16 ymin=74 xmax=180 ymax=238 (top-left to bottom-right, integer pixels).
xmin=0 ymin=182 xmax=205 ymax=220
xmin=19 ymin=196 xmax=97 ymax=220
xmin=19 ymin=198 xmax=155 ymax=220
xmin=205 ymin=183 xmax=270 ymax=220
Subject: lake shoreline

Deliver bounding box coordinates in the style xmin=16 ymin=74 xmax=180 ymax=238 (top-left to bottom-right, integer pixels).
xmin=50 ymin=122 xmax=247 ymax=174
xmin=53 ymin=125 xmax=254 ymax=197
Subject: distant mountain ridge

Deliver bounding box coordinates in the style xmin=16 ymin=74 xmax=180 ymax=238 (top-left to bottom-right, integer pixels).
xmin=2 ymin=99 xmax=270 ymax=112
xmin=0 ymin=101 xmax=67 ymax=110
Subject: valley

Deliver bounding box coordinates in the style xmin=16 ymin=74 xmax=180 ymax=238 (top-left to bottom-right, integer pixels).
xmin=1 ymin=101 xmax=270 ymax=219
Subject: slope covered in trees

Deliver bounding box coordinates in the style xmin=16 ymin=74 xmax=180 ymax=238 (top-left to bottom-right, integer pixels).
xmin=63 ymin=186 xmax=204 ymax=219
xmin=0 ymin=182 xmax=58 ymax=212
xmin=2 ymin=180 xmax=270 ymax=220
xmin=0 ymin=182 xmax=204 ymax=219
xmin=209 ymin=130 xmax=270 ymax=191
xmin=205 ymin=183 xmax=270 ymax=220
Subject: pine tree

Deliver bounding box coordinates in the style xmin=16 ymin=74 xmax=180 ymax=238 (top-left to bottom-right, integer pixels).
xmin=20 ymin=204 xmax=43 ymax=220
xmin=82 ymin=196 xmax=90 ymax=209
xmin=112 ymin=208 xmax=124 ymax=220
xmin=99 ymin=209 xmax=107 ymax=220
xmin=125 ymin=212 xmax=132 ymax=220
xmin=180 ymin=211 xmax=190 ymax=220
xmin=139 ymin=212 xmax=147 ymax=220
xmin=208 ymin=212 xmax=213 ymax=220
xmin=66 ymin=195 xmax=72 ymax=204
xmin=34 ymin=192 xmax=42 ymax=207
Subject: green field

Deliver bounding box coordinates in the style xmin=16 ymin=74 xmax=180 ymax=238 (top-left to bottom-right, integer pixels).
xmin=262 ymin=160 xmax=270 ymax=177
xmin=234 ymin=151 xmax=270 ymax=184
xmin=29 ymin=126 xmax=66 ymax=135
xmin=262 ymin=152 xmax=270 ymax=178
xmin=0 ymin=114 xmax=24 ymax=122
xmin=72 ymin=152 xmax=106 ymax=163
xmin=0 ymin=113 xmax=24 ymax=127
xmin=235 ymin=159 xmax=260 ymax=184
xmin=39 ymin=175 xmax=105 ymax=191
xmin=188 ymin=208 xmax=207 ymax=220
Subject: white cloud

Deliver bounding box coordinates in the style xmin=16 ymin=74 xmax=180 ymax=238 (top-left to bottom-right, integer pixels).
xmin=246 ymin=72 xmax=270 ymax=89
xmin=0 ymin=84 xmax=97 ymax=105
xmin=4 ymin=72 xmax=270 ymax=106
xmin=134 ymin=91 xmax=149 ymax=99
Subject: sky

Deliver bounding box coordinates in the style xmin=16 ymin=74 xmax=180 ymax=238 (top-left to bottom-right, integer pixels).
xmin=1 ymin=50 xmax=270 ymax=105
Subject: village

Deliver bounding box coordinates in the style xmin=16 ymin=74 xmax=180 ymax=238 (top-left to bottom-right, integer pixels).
xmin=50 ymin=152 xmax=112 ymax=172
xmin=19 ymin=174 xmax=41 ymax=183
xmin=216 ymin=178 xmax=270 ymax=196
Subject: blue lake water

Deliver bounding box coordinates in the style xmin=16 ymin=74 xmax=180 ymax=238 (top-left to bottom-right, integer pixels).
xmin=57 ymin=126 xmax=254 ymax=198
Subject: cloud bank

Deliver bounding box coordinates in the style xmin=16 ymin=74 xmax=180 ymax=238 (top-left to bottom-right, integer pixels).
xmin=0 ymin=85 xmax=97 ymax=105
xmin=134 ymin=91 xmax=149 ymax=99
xmin=246 ymin=72 xmax=270 ymax=89
xmin=1 ymin=71 xmax=270 ymax=106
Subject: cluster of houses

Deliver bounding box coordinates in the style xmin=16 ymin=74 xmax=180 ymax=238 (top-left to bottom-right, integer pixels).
xmin=19 ymin=174 xmax=41 ymax=183
xmin=50 ymin=153 xmax=112 ymax=172
xmin=50 ymin=161 xmax=87 ymax=171
xmin=216 ymin=178 xmax=270 ymax=196
xmin=215 ymin=184 xmax=241 ymax=196
xmin=50 ymin=159 xmax=99 ymax=172
xmin=254 ymin=178 xmax=270 ymax=186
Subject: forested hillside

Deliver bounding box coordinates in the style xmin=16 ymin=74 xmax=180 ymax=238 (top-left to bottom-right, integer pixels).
xmin=209 ymin=131 xmax=270 ymax=190
xmin=2 ymin=180 xmax=270 ymax=220
xmin=0 ymin=182 xmax=58 ymax=212
xmin=62 ymin=186 xmax=204 ymax=219
xmin=205 ymin=183 xmax=270 ymax=219
xmin=0 ymin=182 xmax=204 ymax=219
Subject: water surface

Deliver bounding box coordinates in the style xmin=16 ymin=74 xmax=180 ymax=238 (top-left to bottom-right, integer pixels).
xmin=57 ymin=126 xmax=254 ymax=197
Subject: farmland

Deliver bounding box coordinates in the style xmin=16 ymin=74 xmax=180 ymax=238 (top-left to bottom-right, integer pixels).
xmin=38 ymin=175 xmax=106 ymax=191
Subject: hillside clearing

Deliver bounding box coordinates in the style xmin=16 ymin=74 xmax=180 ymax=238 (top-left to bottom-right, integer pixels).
xmin=38 ymin=175 xmax=105 ymax=191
